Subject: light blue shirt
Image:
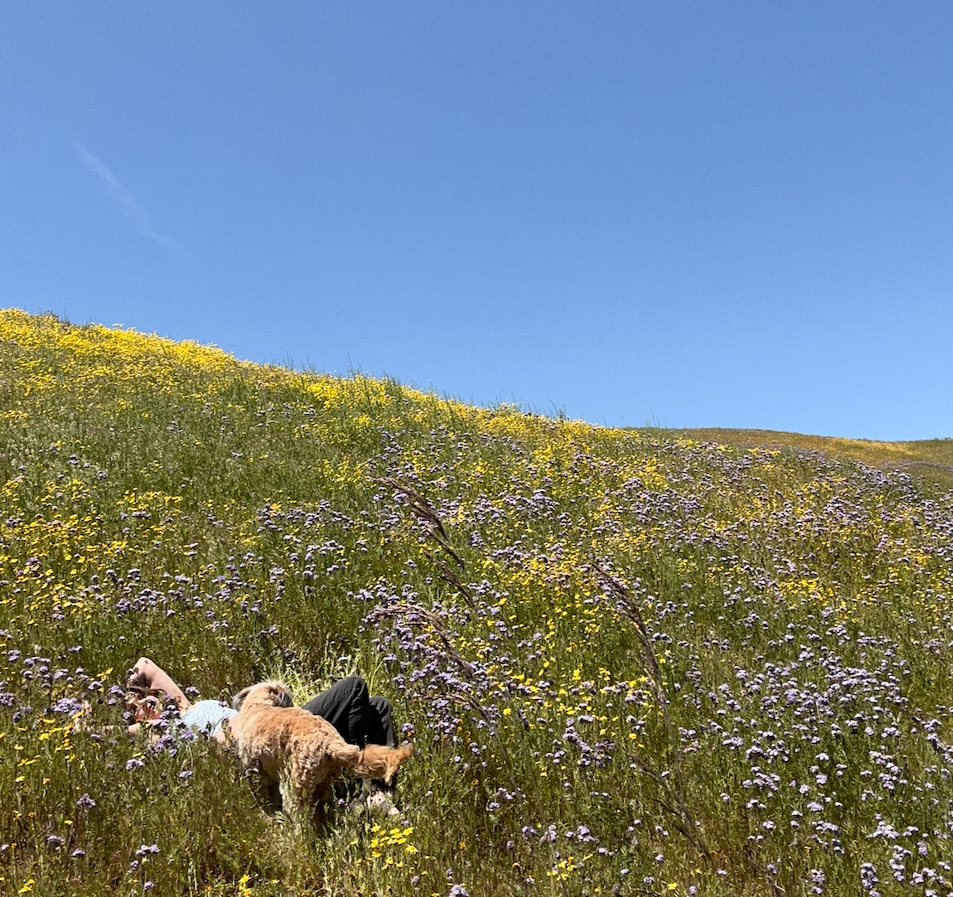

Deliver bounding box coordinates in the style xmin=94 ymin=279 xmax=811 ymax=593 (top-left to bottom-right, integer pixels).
xmin=180 ymin=700 xmax=238 ymax=736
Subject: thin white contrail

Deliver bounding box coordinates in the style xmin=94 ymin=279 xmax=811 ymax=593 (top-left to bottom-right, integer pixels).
xmin=72 ymin=141 xmax=176 ymax=249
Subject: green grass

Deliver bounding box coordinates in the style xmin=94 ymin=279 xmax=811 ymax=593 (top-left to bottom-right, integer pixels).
xmin=1 ymin=308 xmax=953 ymax=896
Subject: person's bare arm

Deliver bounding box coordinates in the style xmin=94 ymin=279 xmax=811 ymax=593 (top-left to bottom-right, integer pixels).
xmin=127 ymin=657 xmax=191 ymax=712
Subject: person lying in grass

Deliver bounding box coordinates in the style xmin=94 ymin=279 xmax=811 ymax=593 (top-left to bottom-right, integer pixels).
xmin=124 ymin=656 xmax=402 ymax=814
xmin=124 ymin=656 xmax=243 ymax=744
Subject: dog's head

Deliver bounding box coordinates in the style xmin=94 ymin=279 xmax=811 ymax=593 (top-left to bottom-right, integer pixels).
xmin=232 ymin=680 xmax=294 ymax=712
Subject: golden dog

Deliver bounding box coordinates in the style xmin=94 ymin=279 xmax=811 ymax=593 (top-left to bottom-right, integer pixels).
xmin=230 ymin=681 xmax=414 ymax=828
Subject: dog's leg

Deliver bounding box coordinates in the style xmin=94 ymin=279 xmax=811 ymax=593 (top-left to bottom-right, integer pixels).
xmin=247 ymin=765 xmax=282 ymax=814
xmin=309 ymin=781 xmax=333 ymax=833
xmin=279 ymin=773 xmax=310 ymax=829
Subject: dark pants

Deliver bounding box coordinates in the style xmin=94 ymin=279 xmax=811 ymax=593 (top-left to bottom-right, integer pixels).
xmin=302 ymin=676 xmax=396 ymax=749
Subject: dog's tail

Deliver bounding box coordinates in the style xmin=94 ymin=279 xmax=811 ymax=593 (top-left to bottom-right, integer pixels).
xmin=351 ymin=743 xmax=414 ymax=784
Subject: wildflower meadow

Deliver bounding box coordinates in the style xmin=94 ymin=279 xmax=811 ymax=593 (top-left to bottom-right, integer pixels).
xmin=1 ymin=308 xmax=953 ymax=896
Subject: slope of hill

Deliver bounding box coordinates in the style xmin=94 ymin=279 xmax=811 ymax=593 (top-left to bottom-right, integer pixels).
xmin=673 ymin=427 xmax=953 ymax=495
xmin=1 ymin=309 xmax=952 ymax=897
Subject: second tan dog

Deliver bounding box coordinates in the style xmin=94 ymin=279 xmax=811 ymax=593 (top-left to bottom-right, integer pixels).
xmin=230 ymin=681 xmax=414 ymax=829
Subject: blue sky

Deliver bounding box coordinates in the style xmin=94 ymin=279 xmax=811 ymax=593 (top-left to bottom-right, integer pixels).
xmin=3 ymin=3 xmax=951 ymax=440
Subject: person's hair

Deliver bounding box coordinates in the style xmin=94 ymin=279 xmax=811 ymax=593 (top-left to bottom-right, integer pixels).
xmin=124 ymin=686 xmax=175 ymax=720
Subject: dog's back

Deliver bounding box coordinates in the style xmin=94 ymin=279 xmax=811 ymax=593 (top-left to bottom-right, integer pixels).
xmin=233 ymin=703 xmax=362 ymax=780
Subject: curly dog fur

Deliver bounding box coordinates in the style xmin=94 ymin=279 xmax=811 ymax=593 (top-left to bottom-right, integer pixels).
xmin=230 ymin=681 xmax=414 ymax=828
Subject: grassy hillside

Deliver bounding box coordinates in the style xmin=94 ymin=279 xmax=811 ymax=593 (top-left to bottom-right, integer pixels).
xmin=1 ymin=308 xmax=952 ymax=897
xmin=671 ymin=428 xmax=953 ymax=495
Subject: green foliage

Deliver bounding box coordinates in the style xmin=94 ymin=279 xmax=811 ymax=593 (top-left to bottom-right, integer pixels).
xmin=1 ymin=309 xmax=953 ymax=896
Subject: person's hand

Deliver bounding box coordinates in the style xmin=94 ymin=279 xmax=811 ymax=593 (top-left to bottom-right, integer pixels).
xmin=125 ymin=664 xmax=146 ymax=690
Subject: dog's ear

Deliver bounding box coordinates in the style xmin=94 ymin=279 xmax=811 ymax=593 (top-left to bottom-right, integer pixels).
xmin=270 ymin=682 xmax=293 ymax=708
xmin=232 ymin=685 xmax=253 ymax=711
